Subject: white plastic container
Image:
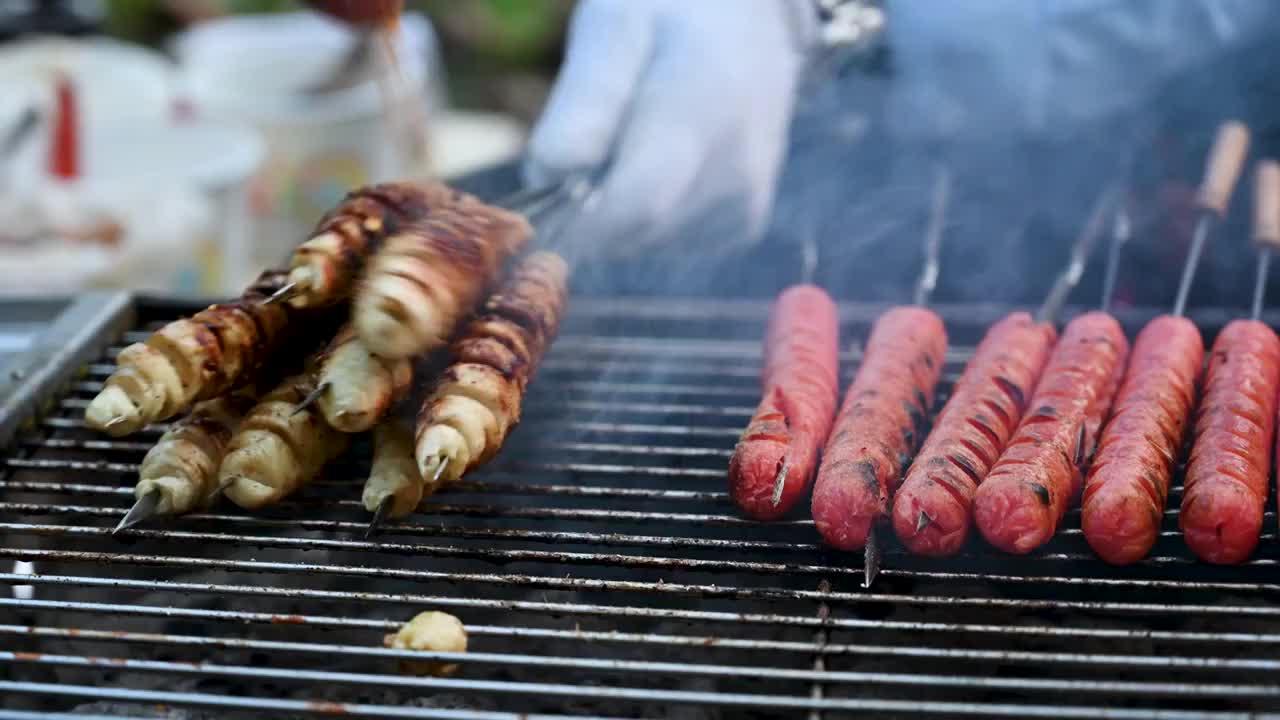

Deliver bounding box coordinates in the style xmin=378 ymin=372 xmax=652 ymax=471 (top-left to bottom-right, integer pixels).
xmin=173 ymin=11 xmax=443 ymax=269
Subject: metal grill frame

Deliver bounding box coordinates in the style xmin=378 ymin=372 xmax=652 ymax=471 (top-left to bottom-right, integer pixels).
xmin=3 ymin=293 xmax=1280 ymax=719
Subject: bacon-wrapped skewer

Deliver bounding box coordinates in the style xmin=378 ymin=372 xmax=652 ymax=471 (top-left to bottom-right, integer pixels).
xmin=282 ymin=181 xmax=463 ymax=309
xmin=354 ymin=202 xmax=533 ymax=360
xmin=413 ymin=251 xmax=568 ymax=490
xmin=85 ymin=270 xmax=303 ymax=437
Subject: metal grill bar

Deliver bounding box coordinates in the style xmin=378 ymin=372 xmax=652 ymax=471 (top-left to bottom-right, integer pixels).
xmin=7 ymin=648 xmax=1280 ymax=701
xmin=5 ymin=549 xmax=1280 ymax=618
xmin=7 ymin=596 xmax=1280 ymax=648
xmin=8 ymin=298 xmax=1280 ymax=719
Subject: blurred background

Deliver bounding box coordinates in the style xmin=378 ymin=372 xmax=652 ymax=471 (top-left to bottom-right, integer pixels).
xmin=0 ymin=0 xmax=572 ymax=297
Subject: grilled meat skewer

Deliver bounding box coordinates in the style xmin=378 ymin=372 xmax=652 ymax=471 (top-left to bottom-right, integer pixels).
xmin=284 ymin=181 xmax=462 ymax=309
xmin=86 ymin=270 xmax=301 ymax=437
xmin=415 ymin=251 xmax=568 ymax=486
xmin=363 ymin=418 xmax=434 ymax=522
xmin=355 ymin=202 xmax=533 ymax=360
xmin=134 ymin=392 xmax=257 ymax=517
xmin=220 ymin=371 xmax=349 ymax=510
xmin=315 ymin=324 xmax=414 ymax=433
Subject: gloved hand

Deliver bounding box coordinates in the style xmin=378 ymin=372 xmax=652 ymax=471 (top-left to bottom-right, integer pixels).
xmin=524 ymin=0 xmax=818 ymax=257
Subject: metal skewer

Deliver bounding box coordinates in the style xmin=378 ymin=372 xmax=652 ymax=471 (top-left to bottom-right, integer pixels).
xmin=291 ymin=382 xmax=330 ymax=416
xmin=1036 ymin=182 xmax=1123 ymax=325
xmin=113 ymin=490 xmax=160 ymax=535
xmin=864 ymin=163 xmax=951 ymax=589
xmin=365 ymin=457 xmax=450 ymax=539
xmin=769 ymin=236 xmax=820 ymax=510
xmin=1250 ymin=160 xmax=1280 ymax=322
xmin=1172 ymin=122 xmax=1251 ymax=319
xmin=1100 ymin=196 xmax=1131 ymax=313
xmin=365 ymin=496 xmax=394 ymax=540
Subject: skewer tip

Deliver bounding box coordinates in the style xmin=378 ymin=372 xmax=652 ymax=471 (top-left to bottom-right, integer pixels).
xmin=263 ymin=280 xmax=299 ymax=306
xmin=915 ymin=510 xmax=932 ymax=534
xmin=365 ymin=496 xmax=394 ymax=540
xmin=863 ymin=529 xmax=881 ymax=589
xmin=291 ymin=383 xmax=329 ymax=417
xmin=770 ymin=459 xmax=789 ymax=508
xmin=113 ymin=490 xmax=160 ymax=536
xmin=430 ymin=456 xmax=451 ymax=486
xmin=204 ymin=478 xmax=232 ymax=506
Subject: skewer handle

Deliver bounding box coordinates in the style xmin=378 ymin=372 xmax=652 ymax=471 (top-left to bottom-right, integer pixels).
xmin=1197 ymin=121 xmax=1251 ymax=216
xmin=1254 ymin=160 xmax=1280 ymax=250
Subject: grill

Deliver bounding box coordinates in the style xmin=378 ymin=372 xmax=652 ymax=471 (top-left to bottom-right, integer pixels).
xmin=3 ymin=294 xmax=1280 ymax=719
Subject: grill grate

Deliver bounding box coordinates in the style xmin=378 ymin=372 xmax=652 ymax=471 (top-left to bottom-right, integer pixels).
xmin=2 ymin=298 xmax=1280 ymax=719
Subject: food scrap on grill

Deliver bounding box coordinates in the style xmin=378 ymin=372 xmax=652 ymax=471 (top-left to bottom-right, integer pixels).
xmin=414 ymin=251 xmax=569 ymax=487
xmin=384 ymin=611 xmax=468 ymax=676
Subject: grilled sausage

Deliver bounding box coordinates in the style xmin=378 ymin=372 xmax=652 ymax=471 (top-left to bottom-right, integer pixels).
xmin=1180 ymin=319 xmax=1280 ymax=564
xmin=354 ymin=203 xmax=533 ymax=359
xmin=973 ymin=311 xmax=1129 ymax=554
xmin=1082 ymin=315 xmax=1203 ymax=565
xmin=363 ymin=418 xmax=435 ymax=519
xmin=220 ymin=372 xmax=349 ymax=510
xmin=135 ymin=393 xmax=256 ymax=516
xmin=415 ymin=252 xmax=568 ymax=485
xmin=891 ymin=312 xmax=1055 ymax=556
xmin=85 ymin=270 xmax=300 ymax=437
xmin=286 ymin=181 xmax=462 ymax=309
xmin=811 ymin=306 xmax=948 ymax=549
xmin=728 ymin=285 xmax=839 ymax=520
xmin=316 ymin=324 xmax=414 ymax=433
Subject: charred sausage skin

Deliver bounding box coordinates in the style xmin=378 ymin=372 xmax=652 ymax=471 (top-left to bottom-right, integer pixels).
xmin=729 ymin=285 xmax=840 ymax=520
xmin=1180 ymin=319 xmax=1280 ymax=564
xmin=810 ymin=306 xmax=947 ymax=548
xmin=1083 ymin=315 xmax=1203 ymax=565
xmin=973 ymin=311 xmax=1129 ymax=555
xmin=892 ymin=312 xmax=1055 ymax=556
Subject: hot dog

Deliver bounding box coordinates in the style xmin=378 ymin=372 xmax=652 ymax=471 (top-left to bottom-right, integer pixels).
xmin=1082 ymin=315 xmax=1203 ymax=565
xmin=810 ymin=306 xmax=947 ymax=547
xmin=728 ymin=285 xmax=839 ymax=520
xmin=891 ymin=312 xmax=1055 ymax=556
xmin=973 ymin=311 xmax=1128 ymax=554
xmin=1180 ymin=319 xmax=1280 ymax=564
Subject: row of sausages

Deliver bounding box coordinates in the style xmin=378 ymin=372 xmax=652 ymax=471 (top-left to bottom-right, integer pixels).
xmin=729 ymin=286 xmax=1279 ymax=565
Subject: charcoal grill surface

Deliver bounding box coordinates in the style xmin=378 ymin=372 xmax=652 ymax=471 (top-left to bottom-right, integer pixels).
xmin=2 ymin=297 xmax=1280 ymax=719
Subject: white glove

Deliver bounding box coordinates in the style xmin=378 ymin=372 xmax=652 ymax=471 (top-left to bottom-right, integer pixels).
xmin=524 ymin=0 xmax=818 ymax=257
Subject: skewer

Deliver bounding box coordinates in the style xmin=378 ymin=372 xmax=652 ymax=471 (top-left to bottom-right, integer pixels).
xmin=113 ymin=489 xmax=160 ymax=535
xmin=290 ymin=382 xmax=330 ymax=416
xmin=770 ymin=237 xmax=819 ymax=509
xmin=864 ymin=163 xmax=952 ymax=589
xmin=1035 ymin=182 xmax=1122 ymax=325
xmin=1251 ymin=160 xmax=1280 ymax=321
xmin=263 ymin=179 xmax=580 ymax=308
xmin=1099 ymin=196 xmax=1131 ymax=313
xmin=1173 ymin=122 xmax=1251 ymax=318
xmin=365 ymin=496 xmax=394 ymax=540
xmin=364 ymin=455 xmax=449 ymax=539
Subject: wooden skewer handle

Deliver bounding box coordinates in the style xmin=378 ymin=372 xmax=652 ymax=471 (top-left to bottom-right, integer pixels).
xmin=1197 ymin=121 xmax=1251 ymax=216
xmin=1255 ymin=160 xmax=1280 ymax=250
